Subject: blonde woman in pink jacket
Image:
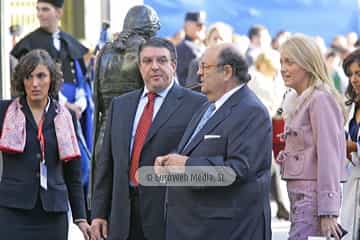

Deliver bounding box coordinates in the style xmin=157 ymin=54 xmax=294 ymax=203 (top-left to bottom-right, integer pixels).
xmin=276 ymin=34 xmax=347 ymax=240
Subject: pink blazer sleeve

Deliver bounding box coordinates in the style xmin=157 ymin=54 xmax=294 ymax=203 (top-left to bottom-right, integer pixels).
xmin=309 ymin=92 xmax=346 ymax=216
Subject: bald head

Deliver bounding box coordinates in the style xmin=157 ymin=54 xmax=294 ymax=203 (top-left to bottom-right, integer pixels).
xmin=206 ymin=43 xmax=250 ymax=84
xmin=204 ymin=43 xmax=233 ymax=57
xmin=198 ymin=43 xmax=250 ymax=101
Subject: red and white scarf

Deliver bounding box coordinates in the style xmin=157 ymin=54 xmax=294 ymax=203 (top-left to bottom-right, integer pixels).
xmin=0 ymin=98 xmax=80 ymax=162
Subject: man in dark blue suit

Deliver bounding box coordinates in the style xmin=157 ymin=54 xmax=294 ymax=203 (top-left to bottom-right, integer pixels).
xmin=155 ymin=43 xmax=272 ymax=240
xmin=90 ymin=37 xmax=206 ymax=240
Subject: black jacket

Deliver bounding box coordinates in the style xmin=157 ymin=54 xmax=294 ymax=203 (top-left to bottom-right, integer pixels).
xmin=0 ymin=97 xmax=86 ymax=220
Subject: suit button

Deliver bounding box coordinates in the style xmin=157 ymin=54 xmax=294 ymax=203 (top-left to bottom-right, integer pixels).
xmin=36 ymin=153 xmax=41 ymax=159
xmin=36 ymin=172 xmax=40 ymax=177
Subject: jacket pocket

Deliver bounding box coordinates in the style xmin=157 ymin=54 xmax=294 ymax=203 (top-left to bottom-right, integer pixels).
xmin=285 ymin=152 xmax=304 ymax=176
xmin=0 ymin=177 xmax=23 ymax=183
xmin=285 ymin=127 xmax=305 ymax=152
xmin=196 ymin=137 xmax=226 ymax=157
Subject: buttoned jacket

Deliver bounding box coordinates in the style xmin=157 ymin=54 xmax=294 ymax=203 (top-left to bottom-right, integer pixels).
xmin=279 ymin=87 xmax=347 ymax=215
xmin=0 ymin=97 xmax=86 ymax=220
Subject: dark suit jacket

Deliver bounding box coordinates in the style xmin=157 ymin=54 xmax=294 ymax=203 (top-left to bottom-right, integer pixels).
xmin=176 ymin=39 xmax=204 ymax=87
xmin=166 ymin=85 xmax=272 ymax=240
xmin=0 ymin=97 xmax=86 ymax=220
xmin=91 ymin=84 xmax=206 ymax=240
xmin=11 ymin=27 xmax=88 ymax=84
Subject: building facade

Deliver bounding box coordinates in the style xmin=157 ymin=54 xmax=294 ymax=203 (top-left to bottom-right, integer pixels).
xmin=0 ymin=0 xmax=142 ymax=98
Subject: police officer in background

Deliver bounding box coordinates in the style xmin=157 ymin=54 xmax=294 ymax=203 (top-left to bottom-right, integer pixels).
xmin=11 ymin=0 xmax=89 ymax=113
xmin=176 ymin=11 xmax=206 ymax=86
xmin=10 ymin=0 xmax=91 ymax=133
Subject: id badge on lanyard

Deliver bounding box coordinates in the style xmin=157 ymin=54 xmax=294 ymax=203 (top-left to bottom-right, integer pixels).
xmin=38 ymin=116 xmax=47 ymax=190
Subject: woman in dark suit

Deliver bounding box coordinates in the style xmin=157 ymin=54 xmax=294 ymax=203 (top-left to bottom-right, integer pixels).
xmin=0 ymin=49 xmax=90 ymax=239
xmin=341 ymin=48 xmax=360 ymax=240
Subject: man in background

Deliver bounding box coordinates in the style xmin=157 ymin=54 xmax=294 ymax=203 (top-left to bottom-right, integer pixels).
xmin=245 ymin=24 xmax=272 ymax=65
xmin=176 ymin=11 xmax=206 ymax=86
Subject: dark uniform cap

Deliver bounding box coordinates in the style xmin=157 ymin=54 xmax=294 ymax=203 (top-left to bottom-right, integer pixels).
xmin=185 ymin=11 xmax=206 ymax=24
xmin=37 ymin=0 xmax=64 ymax=8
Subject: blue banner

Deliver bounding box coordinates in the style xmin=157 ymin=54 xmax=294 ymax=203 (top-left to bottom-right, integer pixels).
xmin=144 ymin=0 xmax=359 ymax=45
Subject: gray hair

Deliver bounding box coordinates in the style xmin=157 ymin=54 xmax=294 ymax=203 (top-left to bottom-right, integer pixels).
xmin=217 ymin=46 xmax=251 ymax=83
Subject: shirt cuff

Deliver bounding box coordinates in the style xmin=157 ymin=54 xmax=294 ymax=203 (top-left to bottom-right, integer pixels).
xmin=74 ymin=218 xmax=87 ymax=224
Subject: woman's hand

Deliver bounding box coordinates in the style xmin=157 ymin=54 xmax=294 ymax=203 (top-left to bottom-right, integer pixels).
xmin=275 ymin=151 xmax=286 ymax=164
xmin=320 ymin=216 xmax=342 ymax=240
xmin=77 ymin=221 xmax=92 ymax=240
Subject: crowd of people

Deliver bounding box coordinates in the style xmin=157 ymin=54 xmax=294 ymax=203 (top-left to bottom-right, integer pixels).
xmin=2 ymin=0 xmax=360 ymax=240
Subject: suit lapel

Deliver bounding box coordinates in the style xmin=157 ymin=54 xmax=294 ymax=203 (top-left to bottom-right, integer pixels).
xmin=20 ymin=97 xmax=39 ymax=132
xmin=43 ymin=100 xmax=57 ymax=130
xmin=144 ymin=84 xmax=184 ymax=145
xmin=182 ymin=106 xmax=231 ymax=155
xmin=181 ymin=86 xmax=248 ymax=155
xmin=123 ymin=90 xmax=142 ymax=161
xmin=177 ymin=103 xmax=209 ymax=152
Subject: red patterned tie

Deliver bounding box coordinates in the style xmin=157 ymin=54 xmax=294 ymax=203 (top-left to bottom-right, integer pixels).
xmin=129 ymin=92 xmax=157 ymax=186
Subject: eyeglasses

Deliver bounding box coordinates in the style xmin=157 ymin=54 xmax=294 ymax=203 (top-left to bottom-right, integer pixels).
xmin=198 ymin=62 xmax=223 ymax=72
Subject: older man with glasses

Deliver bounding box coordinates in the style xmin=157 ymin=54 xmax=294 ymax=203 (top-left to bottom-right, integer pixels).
xmin=156 ymin=43 xmax=272 ymax=240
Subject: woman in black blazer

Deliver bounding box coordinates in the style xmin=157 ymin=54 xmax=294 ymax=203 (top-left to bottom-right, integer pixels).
xmin=0 ymin=49 xmax=90 ymax=239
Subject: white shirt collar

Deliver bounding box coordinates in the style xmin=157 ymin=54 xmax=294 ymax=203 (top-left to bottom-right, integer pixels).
xmin=142 ymin=79 xmax=175 ymax=99
xmin=213 ymin=84 xmax=244 ymax=111
xmin=52 ymin=30 xmax=60 ymax=39
xmin=45 ymin=97 xmax=51 ymax=113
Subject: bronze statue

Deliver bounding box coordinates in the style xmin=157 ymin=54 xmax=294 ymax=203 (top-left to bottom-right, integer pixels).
xmin=89 ymin=5 xmax=160 ymax=206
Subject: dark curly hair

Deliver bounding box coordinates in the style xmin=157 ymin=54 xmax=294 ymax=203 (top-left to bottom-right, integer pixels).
xmin=343 ymin=48 xmax=360 ymax=105
xmin=12 ymin=49 xmax=62 ymax=98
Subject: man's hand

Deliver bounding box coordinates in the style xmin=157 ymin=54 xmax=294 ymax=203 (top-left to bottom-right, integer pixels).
xmin=154 ymin=155 xmax=169 ymax=176
xmin=91 ymin=218 xmax=108 ymax=240
xmin=77 ymin=221 xmax=91 ymax=240
xmin=155 ymin=153 xmax=189 ymax=174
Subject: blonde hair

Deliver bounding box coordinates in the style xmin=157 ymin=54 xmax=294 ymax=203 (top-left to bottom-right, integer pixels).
xmin=254 ymin=50 xmax=280 ymax=77
xmin=205 ymin=22 xmax=233 ymax=46
xmin=280 ymin=34 xmax=346 ymax=119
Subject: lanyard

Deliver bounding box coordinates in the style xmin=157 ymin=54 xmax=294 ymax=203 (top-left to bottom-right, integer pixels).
xmin=37 ymin=114 xmax=46 ymax=164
